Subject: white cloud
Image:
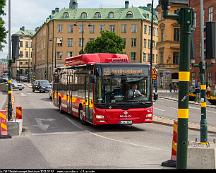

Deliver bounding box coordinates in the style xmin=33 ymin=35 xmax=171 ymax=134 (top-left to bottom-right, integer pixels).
xmin=0 ymin=0 xmax=158 ymax=58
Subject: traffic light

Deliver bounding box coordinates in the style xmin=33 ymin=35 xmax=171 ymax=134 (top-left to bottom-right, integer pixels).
xmin=205 ymin=22 xmax=216 ymax=59
xmin=12 ymin=34 xmax=20 ymax=63
xmin=159 ymin=0 xmax=170 ymax=11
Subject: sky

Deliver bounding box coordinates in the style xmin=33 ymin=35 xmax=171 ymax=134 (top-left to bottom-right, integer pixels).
xmin=0 ymin=0 xmax=159 ymax=59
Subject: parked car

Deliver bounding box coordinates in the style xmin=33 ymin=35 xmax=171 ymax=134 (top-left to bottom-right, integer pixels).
xmin=32 ymin=80 xmax=51 ymax=93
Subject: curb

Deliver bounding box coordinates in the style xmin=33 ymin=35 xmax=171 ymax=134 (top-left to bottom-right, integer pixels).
xmin=160 ymin=96 xmax=216 ymax=109
xmin=153 ymin=115 xmax=216 ymax=134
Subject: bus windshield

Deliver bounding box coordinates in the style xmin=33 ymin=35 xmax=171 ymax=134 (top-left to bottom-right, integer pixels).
xmin=95 ymin=65 xmax=151 ymax=105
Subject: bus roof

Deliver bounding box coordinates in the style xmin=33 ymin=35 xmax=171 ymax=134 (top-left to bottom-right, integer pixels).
xmin=65 ymin=53 xmax=129 ymax=67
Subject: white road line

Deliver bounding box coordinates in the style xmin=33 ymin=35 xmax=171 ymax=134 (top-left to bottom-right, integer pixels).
xmin=170 ymin=107 xmax=177 ymax=110
xmin=154 ymin=108 xmax=165 ymax=112
xmin=89 ymin=132 xmax=169 ymax=151
xmin=190 ymin=106 xmax=216 ymax=113
xmin=65 ymin=116 xmax=84 ymax=130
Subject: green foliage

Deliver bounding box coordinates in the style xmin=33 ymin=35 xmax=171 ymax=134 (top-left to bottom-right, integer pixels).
xmin=0 ymin=0 xmax=6 ymax=51
xmin=84 ymin=31 xmax=125 ymax=54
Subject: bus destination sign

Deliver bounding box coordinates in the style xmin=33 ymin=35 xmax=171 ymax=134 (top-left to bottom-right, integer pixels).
xmin=103 ymin=68 xmax=145 ymax=76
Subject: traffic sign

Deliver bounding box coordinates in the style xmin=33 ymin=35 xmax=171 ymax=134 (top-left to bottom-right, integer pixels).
xmin=152 ymin=74 xmax=157 ymax=80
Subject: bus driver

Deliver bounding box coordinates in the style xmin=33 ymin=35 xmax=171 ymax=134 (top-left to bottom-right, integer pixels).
xmin=128 ymin=83 xmax=143 ymax=98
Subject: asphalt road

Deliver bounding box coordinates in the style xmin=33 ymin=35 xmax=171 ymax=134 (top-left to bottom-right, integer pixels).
xmin=0 ymin=87 xmax=215 ymax=169
xmin=154 ymin=97 xmax=216 ymax=126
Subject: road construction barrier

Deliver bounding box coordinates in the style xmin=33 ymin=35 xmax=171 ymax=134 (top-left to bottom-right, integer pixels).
xmin=16 ymin=107 xmax=22 ymax=119
xmin=0 ymin=110 xmax=11 ymax=139
xmin=161 ymin=120 xmax=178 ymax=167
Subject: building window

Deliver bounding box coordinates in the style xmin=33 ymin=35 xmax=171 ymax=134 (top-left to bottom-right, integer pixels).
xmin=89 ymin=25 xmax=95 ymax=34
xmin=159 ymin=50 xmax=164 ymax=64
xmin=126 ymin=11 xmax=133 ymax=18
xmin=68 ymin=25 xmax=74 ymax=33
xmin=131 ymin=24 xmax=137 ymax=33
xmin=56 ymin=38 xmax=63 ymax=47
xmin=144 ymin=39 xmax=147 ymax=48
xmin=191 ymin=72 xmax=196 ymax=80
xmin=144 ymin=25 xmax=147 ymax=34
xmin=148 ymin=39 xmax=151 ymax=49
xmin=25 ymin=51 xmax=28 ymax=58
xmin=121 ymin=24 xmax=127 ymax=33
xmin=108 ymin=12 xmax=114 ymax=18
xmin=67 ymin=38 xmax=73 ymax=47
xmin=56 ymin=52 xmax=63 ymax=59
xmin=57 ymin=24 xmax=63 ymax=32
xmin=161 ymin=28 xmax=165 ymax=42
xmin=109 ymin=25 xmax=115 ymax=32
xmin=81 ymin=12 xmax=87 ymax=19
xmin=208 ymin=72 xmax=212 ymax=84
xmin=131 ymin=52 xmax=136 ymax=61
xmin=79 ymin=24 xmax=84 ymax=33
xmin=67 ymin=52 xmax=73 ymax=57
xmin=148 ymin=54 xmax=151 ymax=62
xmin=143 ymin=52 xmax=146 ymax=62
xmin=25 ymin=41 xmax=28 ymax=48
xmin=174 ymin=28 xmax=180 ymax=41
xmin=20 ymin=41 xmax=23 ymax=48
xmin=148 ymin=26 xmax=151 ymax=35
xmin=208 ymin=7 xmax=214 ymax=21
xmin=131 ymin=38 xmax=136 ymax=47
xmin=173 ymin=52 xmax=179 ymax=64
xmin=99 ymin=24 xmax=105 ymax=31
xmin=94 ymin=12 xmax=101 ymax=18
xmin=79 ymin=38 xmax=84 ymax=47
xmin=63 ymin=12 xmax=69 ymax=18
xmin=20 ymin=51 xmax=23 ymax=57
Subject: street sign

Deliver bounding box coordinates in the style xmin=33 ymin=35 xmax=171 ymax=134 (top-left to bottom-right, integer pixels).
xmin=152 ymin=68 xmax=157 ymax=80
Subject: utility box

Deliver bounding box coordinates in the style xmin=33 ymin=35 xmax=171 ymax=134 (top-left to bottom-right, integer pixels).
xmin=188 ymin=142 xmax=216 ymax=169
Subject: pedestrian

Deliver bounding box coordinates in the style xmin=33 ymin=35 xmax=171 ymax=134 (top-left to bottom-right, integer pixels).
xmin=173 ymin=83 xmax=177 ymax=92
xmin=195 ymin=83 xmax=200 ymax=102
xmin=206 ymin=84 xmax=211 ymax=97
xmin=169 ymin=83 xmax=173 ymax=93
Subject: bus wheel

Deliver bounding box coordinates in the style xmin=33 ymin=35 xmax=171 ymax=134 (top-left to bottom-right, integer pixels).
xmin=79 ymin=108 xmax=86 ymax=125
xmin=59 ymin=99 xmax=63 ymax=113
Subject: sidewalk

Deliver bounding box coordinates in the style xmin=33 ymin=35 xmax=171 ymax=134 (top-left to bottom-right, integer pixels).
xmin=0 ymin=91 xmax=7 ymax=109
xmin=157 ymin=89 xmax=216 ymax=109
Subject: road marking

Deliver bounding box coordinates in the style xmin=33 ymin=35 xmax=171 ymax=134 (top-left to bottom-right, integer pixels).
xmin=190 ymin=106 xmax=216 ymax=113
xmin=65 ymin=116 xmax=84 ymax=130
xmin=32 ymin=131 xmax=86 ymax=136
xmin=88 ymin=132 xmax=169 ymax=151
xmin=170 ymin=107 xmax=178 ymax=110
xmin=20 ymin=93 xmax=27 ymax=96
xmin=33 ymin=118 xmax=55 ymax=132
xmin=154 ymin=108 xmax=165 ymax=112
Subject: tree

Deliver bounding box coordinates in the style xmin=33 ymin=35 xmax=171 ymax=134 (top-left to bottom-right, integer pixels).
xmin=0 ymin=0 xmax=6 ymax=51
xmin=84 ymin=31 xmax=125 ymax=54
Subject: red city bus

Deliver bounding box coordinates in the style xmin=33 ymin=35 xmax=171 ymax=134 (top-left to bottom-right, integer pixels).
xmin=52 ymin=53 xmax=153 ymax=125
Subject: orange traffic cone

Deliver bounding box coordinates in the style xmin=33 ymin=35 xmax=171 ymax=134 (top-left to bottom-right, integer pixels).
xmin=0 ymin=110 xmax=11 ymax=139
xmin=161 ymin=120 xmax=177 ymax=167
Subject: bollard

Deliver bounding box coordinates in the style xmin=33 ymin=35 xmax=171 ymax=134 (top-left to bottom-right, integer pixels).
xmin=161 ymin=120 xmax=178 ymax=167
xmin=16 ymin=107 xmax=22 ymax=120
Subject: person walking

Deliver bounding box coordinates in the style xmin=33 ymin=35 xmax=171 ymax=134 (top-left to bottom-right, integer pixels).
xmin=169 ymin=83 xmax=173 ymax=93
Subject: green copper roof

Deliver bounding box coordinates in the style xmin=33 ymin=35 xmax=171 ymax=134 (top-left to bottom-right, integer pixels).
xmin=15 ymin=29 xmax=35 ymax=37
xmin=49 ymin=7 xmax=158 ymax=22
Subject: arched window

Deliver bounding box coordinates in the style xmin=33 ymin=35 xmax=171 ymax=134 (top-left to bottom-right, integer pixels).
xmin=63 ymin=12 xmax=69 ymax=18
xmin=81 ymin=12 xmax=87 ymax=19
xmin=108 ymin=12 xmax=114 ymax=18
xmin=94 ymin=12 xmax=101 ymax=18
xmin=126 ymin=11 xmax=133 ymax=18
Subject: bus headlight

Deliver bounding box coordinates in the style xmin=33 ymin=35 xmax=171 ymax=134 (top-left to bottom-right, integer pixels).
xmin=96 ymin=115 xmax=104 ymax=119
xmin=146 ymin=114 xmax=152 ymax=118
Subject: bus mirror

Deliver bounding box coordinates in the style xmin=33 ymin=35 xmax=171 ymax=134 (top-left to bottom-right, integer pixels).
xmin=153 ymin=92 xmax=158 ymax=101
xmin=90 ymin=75 xmax=96 ymax=83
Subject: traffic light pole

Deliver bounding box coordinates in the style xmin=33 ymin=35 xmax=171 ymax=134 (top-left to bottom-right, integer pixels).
xmin=8 ymin=0 xmax=13 ymax=121
xmin=160 ymin=0 xmax=194 ymax=169
xmin=199 ymin=0 xmax=208 ymax=143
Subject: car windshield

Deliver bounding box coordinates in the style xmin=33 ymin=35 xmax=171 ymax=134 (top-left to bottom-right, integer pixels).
xmin=12 ymin=80 xmax=18 ymax=84
xmin=40 ymin=80 xmax=50 ymax=86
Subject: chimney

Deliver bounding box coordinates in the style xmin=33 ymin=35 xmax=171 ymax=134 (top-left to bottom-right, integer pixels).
xmin=52 ymin=10 xmax=55 ymax=15
xmin=69 ymin=0 xmax=78 ymax=9
xmin=55 ymin=8 xmax=59 ymax=13
xmin=125 ymin=1 xmax=129 ymax=8
xmin=147 ymin=3 xmax=151 ymax=11
xmin=20 ymin=26 xmax=25 ymax=31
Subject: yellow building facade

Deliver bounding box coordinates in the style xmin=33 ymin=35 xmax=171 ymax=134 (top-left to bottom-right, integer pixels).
xmin=156 ymin=1 xmax=188 ymax=89
xmin=12 ymin=27 xmax=34 ymax=81
xmin=32 ymin=0 xmax=158 ymax=81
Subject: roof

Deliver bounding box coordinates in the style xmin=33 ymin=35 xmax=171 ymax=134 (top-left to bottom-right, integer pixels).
xmin=170 ymin=0 xmax=188 ymax=5
xmin=65 ymin=53 xmax=129 ymax=66
xmin=15 ymin=29 xmax=35 ymax=37
xmin=47 ymin=7 xmax=158 ymax=23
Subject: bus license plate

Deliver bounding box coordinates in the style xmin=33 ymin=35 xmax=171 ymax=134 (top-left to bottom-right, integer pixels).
xmin=120 ymin=120 xmax=132 ymax=125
